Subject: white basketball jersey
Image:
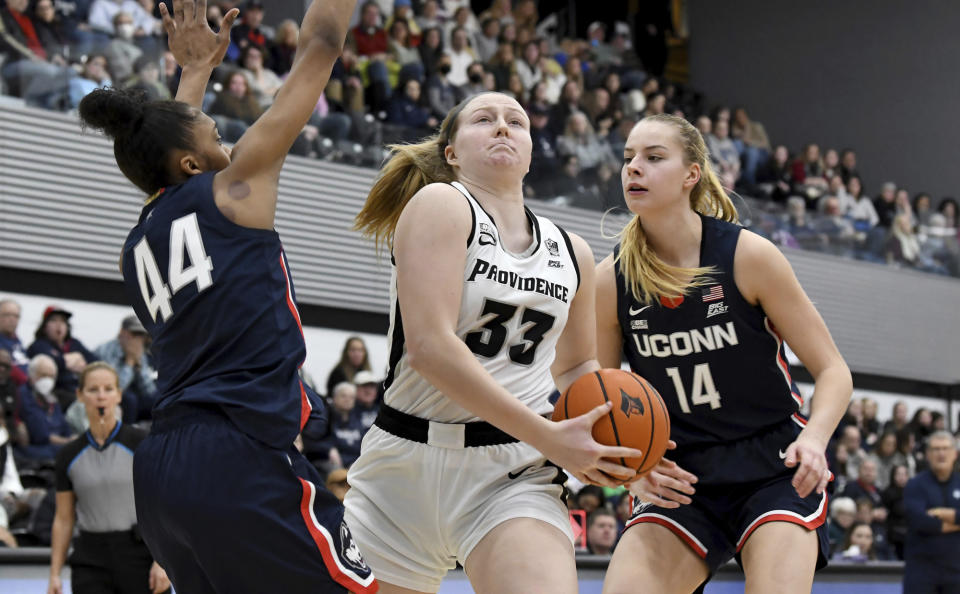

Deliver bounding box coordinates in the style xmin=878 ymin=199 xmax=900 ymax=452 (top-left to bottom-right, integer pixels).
xmin=383 ymin=182 xmax=581 ymax=423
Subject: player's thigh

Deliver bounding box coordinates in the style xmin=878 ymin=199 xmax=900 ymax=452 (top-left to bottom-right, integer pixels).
xmin=464 ymin=517 xmax=577 ymax=594
xmin=740 ymin=522 xmax=817 ymax=594
xmin=602 ymin=522 xmax=709 ymax=594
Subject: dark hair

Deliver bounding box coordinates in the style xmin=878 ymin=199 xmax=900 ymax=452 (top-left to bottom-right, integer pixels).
xmin=78 ymin=88 xmax=198 ymax=194
xmin=586 ymin=507 xmax=616 ymax=529
xmin=842 ymin=521 xmax=875 ymax=559
xmin=576 ymin=484 xmax=605 ymax=507
xmin=336 ymin=336 xmax=371 ymax=377
xmin=240 ymin=43 xmax=266 ymax=65
xmin=912 ymin=192 xmax=932 ymax=211
xmin=939 ymin=197 xmax=958 ymax=214
xmin=34 ymin=313 xmax=71 ymax=343
xmin=888 ymin=463 xmax=908 ymax=487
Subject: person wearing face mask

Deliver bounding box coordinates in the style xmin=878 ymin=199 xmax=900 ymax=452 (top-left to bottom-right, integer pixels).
xmin=425 ymin=54 xmax=462 ymax=120
xmin=16 ymin=354 xmax=75 ymax=462
xmin=88 ymin=0 xmax=160 ymax=39
xmin=459 ymin=60 xmax=486 ymax=98
xmin=102 ymin=11 xmax=143 ymax=82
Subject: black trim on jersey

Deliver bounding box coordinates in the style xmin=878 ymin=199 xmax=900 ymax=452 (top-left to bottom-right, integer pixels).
xmin=374 ymin=404 xmax=518 ymax=447
xmin=555 ymin=224 xmax=580 ymax=291
xmin=465 ymin=193 xmax=476 ymax=248
xmin=524 ymin=206 xmax=542 ymax=257
xmin=382 ymin=298 xmax=406 ymax=391
xmin=449 ymin=181 xmax=541 ymax=257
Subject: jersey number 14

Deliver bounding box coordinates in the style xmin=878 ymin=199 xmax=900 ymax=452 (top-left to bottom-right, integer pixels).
xmin=665 ymin=363 xmax=722 ymax=413
xmin=133 ymin=213 xmax=214 ymax=323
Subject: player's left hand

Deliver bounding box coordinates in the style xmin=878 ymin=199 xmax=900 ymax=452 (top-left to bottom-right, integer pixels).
xmin=149 ymin=561 xmax=170 ymax=594
xmin=160 ymin=0 xmax=239 ymax=70
xmin=783 ymin=431 xmax=830 ymax=498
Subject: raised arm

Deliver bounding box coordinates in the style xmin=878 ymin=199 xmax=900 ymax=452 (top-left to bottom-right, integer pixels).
xmin=213 ymin=0 xmax=357 ymax=229
xmin=159 ymin=0 xmax=239 ymax=109
xmin=393 ymin=185 xmax=641 ymax=486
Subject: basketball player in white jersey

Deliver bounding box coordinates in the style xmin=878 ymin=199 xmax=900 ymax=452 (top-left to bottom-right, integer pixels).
xmin=350 ymin=92 xmax=643 ymax=594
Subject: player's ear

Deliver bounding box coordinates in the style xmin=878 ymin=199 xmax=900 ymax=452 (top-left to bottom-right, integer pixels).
xmin=683 ymin=163 xmax=701 ymax=189
xmin=444 ymin=144 xmax=457 ymax=167
xmin=179 ymin=153 xmax=204 ymax=177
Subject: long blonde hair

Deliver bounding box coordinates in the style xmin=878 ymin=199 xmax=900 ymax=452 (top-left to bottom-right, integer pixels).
xmin=355 ymin=93 xmax=496 ymax=251
xmin=617 ymin=114 xmax=739 ymax=304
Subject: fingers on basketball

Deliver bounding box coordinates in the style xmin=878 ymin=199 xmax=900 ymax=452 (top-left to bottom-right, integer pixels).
xmin=552 ymin=368 xmax=671 ymax=483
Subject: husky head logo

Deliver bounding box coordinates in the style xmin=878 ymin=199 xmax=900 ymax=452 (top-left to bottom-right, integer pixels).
xmin=632 ymin=497 xmax=653 ymax=515
xmin=339 ymin=521 xmax=369 ymax=572
xmin=619 ymin=389 xmax=645 ymax=418
xmin=545 ymin=238 xmax=560 ymax=256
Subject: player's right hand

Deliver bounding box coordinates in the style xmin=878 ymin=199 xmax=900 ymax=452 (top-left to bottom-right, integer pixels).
xmin=48 ymin=575 xmax=63 ymax=594
xmin=160 ymin=0 xmax=239 ymax=70
xmin=627 ymin=444 xmax=698 ymax=509
xmin=542 ymin=402 xmax=644 ymax=488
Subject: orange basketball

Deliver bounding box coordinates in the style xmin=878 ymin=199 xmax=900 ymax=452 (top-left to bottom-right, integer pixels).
xmin=552 ymin=368 xmax=671 ymax=480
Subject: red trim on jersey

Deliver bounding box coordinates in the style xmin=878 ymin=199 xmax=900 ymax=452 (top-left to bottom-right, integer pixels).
xmin=625 ymin=515 xmax=708 ymax=559
xmin=792 ymin=412 xmax=808 ymax=426
xmin=279 ymin=254 xmax=311 ymax=428
xmin=279 ymin=254 xmax=304 ymax=337
xmin=764 ymin=318 xmax=803 ymax=407
xmin=298 ymin=379 xmax=310 ymax=430
xmin=735 ymin=491 xmax=828 ymax=551
xmin=298 ymin=479 xmax=379 ymax=593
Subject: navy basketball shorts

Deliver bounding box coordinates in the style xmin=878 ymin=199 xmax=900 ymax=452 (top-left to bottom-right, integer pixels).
xmin=624 ymin=417 xmax=830 ymax=574
xmin=133 ymin=406 xmax=377 ymax=594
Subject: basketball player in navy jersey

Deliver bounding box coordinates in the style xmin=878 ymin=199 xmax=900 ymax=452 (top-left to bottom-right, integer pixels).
xmin=596 ymin=115 xmax=853 ymax=593
xmin=76 ymin=1 xmax=376 ymax=592
xmin=348 ymin=92 xmax=644 ymax=594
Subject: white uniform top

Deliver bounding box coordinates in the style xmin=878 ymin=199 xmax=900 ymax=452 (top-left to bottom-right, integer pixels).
xmin=383 ymin=181 xmax=581 ymax=423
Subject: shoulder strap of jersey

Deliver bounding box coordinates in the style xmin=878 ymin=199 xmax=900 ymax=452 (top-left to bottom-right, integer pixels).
xmin=612 ymin=243 xmax=631 ymax=325
xmin=553 ymin=223 xmax=581 ymax=291
xmin=448 ymin=181 xmax=478 ymax=248
xmin=700 ymin=214 xmax=742 ymax=272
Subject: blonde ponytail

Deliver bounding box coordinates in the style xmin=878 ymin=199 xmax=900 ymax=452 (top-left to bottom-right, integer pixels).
xmin=355 ymin=92 xmax=496 ymax=251
xmin=617 ymin=114 xmax=739 ymax=304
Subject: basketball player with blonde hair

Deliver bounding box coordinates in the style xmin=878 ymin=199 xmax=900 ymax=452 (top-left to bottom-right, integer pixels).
xmin=349 ymin=91 xmax=643 ymax=594
xmin=596 ymin=114 xmax=852 ymax=593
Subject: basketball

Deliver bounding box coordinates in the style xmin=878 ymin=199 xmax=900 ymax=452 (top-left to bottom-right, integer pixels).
xmin=552 ymin=369 xmax=671 ymax=479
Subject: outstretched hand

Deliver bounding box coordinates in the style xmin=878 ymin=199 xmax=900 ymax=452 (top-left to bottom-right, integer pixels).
xmin=160 ymin=0 xmax=239 ymax=69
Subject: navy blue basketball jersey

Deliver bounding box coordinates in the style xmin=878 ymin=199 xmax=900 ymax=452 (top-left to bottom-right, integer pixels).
xmin=615 ymin=214 xmax=805 ymax=448
xmin=120 ymin=172 xmax=320 ymax=449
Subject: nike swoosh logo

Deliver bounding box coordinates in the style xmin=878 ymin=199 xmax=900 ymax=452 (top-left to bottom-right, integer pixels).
xmin=629 ymin=305 xmax=652 ymax=316
xmin=778 ymin=449 xmax=788 ymax=460
xmin=507 ymin=464 xmax=537 ymax=480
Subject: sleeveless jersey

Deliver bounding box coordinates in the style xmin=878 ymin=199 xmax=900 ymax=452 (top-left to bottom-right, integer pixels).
xmin=120 ymin=172 xmax=318 ymax=449
xmin=615 ymin=214 xmax=804 ymax=448
xmin=383 ymin=182 xmax=581 ymax=423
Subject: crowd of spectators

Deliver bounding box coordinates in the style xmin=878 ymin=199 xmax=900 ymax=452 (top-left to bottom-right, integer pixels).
xmin=0 ymin=299 xmax=159 ymax=547
xmin=2 ymin=298 xmax=959 ymax=561
xmin=824 ymin=397 xmax=956 ymax=562
xmin=2 ymin=0 xmax=959 ymax=279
